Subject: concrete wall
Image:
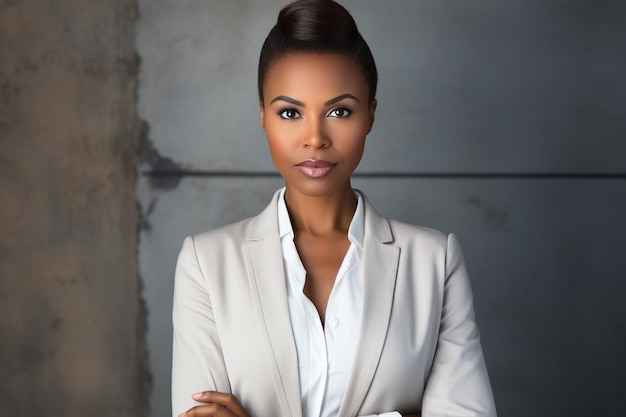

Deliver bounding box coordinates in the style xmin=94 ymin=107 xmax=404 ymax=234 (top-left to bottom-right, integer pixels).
xmin=137 ymin=1 xmax=626 ymax=416
xmin=2 ymin=0 xmax=625 ymax=417
xmin=0 ymin=1 xmax=147 ymax=416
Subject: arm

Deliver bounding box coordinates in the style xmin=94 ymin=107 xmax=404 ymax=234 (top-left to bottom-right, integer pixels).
xmin=179 ymin=392 xmax=250 ymax=417
xmin=421 ymin=234 xmax=497 ymax=416
xmin=172 ymin=237 xmax=233 ymax=416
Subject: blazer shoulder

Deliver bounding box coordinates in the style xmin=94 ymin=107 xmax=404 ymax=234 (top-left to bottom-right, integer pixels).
xmin=385 ymin=218 xmax=468 ymax=278
xmin=387 ymin=218 xmax=449 ymax=249
xmin=187 ymin=216 xmax=254 ymax=257
xmin=182 ymin=188 xmax=281 ymax=261
xmin=195 ymin=217 xmax=251 ymax=240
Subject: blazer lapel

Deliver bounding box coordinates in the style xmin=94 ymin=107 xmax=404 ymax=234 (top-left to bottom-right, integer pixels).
xmin=241 ymin=189 xmax=399 ymax=417
xmin=338 ymin=193 xmax=400 ymax=417
xmin=243 ymin=191 xmax=303 ymax=417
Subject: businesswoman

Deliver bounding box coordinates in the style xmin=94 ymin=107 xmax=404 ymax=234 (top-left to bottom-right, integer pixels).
xmin=172 ymin=1 xmax=497 ymax=416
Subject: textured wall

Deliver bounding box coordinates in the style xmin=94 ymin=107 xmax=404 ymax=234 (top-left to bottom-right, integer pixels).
xmin=136 ymin=1 xmax=626 ymax=416
xmin=0 ymin=1 xmax=147 ymax=416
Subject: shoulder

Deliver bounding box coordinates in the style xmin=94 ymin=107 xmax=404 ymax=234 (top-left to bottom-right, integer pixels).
xmin=358 ymin=190 xmax=464 ymax=265
xmin=378 ymin=218 xmax=469 ymax=295
xmin=184 ymin=188 xmax=282 ymax=255
xmin=388 ymin=218 xmax=448 ymax=246
xmin=179 ymin=216 xmax=260 ymax=269
xmin=387 ymin=218 xmax=460 ymax=264
xmin=192 ymin=216 xmax=253 ymax=248
xmin=358 ymin=189 xmax=451 ymax=250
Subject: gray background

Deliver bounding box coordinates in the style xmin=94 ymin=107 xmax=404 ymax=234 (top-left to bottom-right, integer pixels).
xmin=1 ymin=0 xmax=625 ymax=417
xmin=136 ymin=0 xmax=626 ymax=416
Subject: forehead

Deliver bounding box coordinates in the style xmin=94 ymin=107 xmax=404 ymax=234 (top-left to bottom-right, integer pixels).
xmin=263 ymin=52 xmax=368 ymax=100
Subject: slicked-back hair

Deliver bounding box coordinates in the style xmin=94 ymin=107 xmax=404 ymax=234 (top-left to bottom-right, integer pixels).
xmin=258 ymin=0 xmax=378 ymax=104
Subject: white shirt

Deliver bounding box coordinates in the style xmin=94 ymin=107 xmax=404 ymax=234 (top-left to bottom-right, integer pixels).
xmin=277 ymin=188 xmax=400 ymax=417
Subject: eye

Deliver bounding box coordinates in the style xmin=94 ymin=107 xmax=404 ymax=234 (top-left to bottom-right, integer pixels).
xmin=328 ymin=107 xmax=352 ymax=118
xmin=278 ymin=108 xmax=301 ymax=119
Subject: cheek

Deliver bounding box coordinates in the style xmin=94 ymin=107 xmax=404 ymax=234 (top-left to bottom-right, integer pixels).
xmin=264 ymin=120 xmax=281 ymax=143
xmin=333 ymin=120 xmax=368 ymax=153
xmin=264 ymin=124 xmax=293 ymax=163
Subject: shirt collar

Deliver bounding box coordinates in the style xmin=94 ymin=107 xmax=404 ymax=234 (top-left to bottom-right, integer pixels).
xmin=277 ymin=187 xmax=365 ymax=252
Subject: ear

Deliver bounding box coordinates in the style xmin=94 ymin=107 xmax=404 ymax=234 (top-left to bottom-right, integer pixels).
xmin=259 ymin=101 xmax=266 ymax=130
xmin=368 ymin=99 xmax=377 ymax=132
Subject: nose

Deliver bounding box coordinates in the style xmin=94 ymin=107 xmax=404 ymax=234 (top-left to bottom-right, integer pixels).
xmin=303 ymin=118 xmax=330 ymax=149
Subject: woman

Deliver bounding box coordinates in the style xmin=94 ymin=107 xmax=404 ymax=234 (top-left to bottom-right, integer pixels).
xmin=172 ymin=1 xmax=497 ymax=416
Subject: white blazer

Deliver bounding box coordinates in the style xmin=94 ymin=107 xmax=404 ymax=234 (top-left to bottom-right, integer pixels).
xmin=172 ymin=189 xmax=497 ymax=417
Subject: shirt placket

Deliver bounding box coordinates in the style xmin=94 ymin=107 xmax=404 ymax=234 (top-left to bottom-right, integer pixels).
xmin=306 ymin=299 xmax=328 ymax=417
xmin=283 ymin=215 xmax=362 ymax=417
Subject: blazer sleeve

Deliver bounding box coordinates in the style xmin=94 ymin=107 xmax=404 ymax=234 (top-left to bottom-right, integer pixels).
xmin=421 ymin=234 xmax=497 ymax=417
xmin=171 ymin=236 xmax=231 ymax=417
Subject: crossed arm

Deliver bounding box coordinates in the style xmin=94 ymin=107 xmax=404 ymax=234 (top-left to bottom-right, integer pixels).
xmin=173 ymin=234 xmax=495 ymax=417
xmin=178 ymin=391 xmax=421 ymax=417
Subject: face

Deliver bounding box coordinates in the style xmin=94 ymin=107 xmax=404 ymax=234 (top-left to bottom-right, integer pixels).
xmin=260 ymin=52 xmax=376 ymax=198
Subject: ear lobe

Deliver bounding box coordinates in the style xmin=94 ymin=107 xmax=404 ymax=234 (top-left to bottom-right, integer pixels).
xmin=368 ymin=99 xmax=377 ymax=132
xmin=259 ymin=101 xmax=266 ymax=130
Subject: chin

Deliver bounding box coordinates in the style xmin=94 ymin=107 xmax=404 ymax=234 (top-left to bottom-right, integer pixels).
xmin=284 ymin=177 xmax=352 ymax=198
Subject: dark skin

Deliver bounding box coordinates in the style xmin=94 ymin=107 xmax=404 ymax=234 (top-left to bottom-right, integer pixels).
xmin=287 ymin=188 xmax=355 ymax=324
xmin=180 ymin=53 xmax=420 ymax=417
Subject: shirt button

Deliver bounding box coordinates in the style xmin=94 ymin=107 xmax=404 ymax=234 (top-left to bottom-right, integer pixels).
xmin=328 ymin=317 xmax=338 ymax=327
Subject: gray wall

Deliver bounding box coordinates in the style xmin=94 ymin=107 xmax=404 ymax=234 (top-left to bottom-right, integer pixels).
xmin=137 ymin=1 xmax=626 ymax=416
xmin=0 ymin=0 xmax=147 ymax=416
xmin=2 ymin=0 xmax=623 ymax=416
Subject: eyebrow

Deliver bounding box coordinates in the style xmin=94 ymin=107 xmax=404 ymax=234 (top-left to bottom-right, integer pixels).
xmin=269 ymin=93 xmax=360 ymax=107
xmin=270 ymin=95 xmax=304 ymax=106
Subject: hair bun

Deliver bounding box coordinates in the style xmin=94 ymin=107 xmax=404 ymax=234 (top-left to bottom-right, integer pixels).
xmin=258 ymin=0 xmax=378 ymax=103
xmin=277 ymin=0 xmax=359 ymax=43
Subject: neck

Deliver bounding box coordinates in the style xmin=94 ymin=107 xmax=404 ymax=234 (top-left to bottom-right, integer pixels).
xmin=284 ymin=183 xmax=357 ymax=237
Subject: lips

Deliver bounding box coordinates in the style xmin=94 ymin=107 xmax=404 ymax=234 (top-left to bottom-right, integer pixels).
xmin=295 ymin=159 xmax=337 ymax=178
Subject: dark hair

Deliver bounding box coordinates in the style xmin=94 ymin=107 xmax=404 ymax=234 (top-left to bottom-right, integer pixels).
xmin=258 ymin=0 xmax=378 ymax=103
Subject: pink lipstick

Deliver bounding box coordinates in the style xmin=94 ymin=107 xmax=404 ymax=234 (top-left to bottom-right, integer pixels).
xmin=295 ymin=159 xmax=337 ymax=178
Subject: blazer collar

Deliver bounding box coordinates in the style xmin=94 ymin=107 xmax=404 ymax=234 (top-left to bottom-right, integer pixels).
xmin=338 ymin=191 xmax=400 ymax=417
xmin=245 ymin=189 xmax=393 ymax=244
xmin=244 ymin=189 xmax=282 ymax=240
xmin=243 ymin=189 xmax=399 ymax=417
xmin=242 ymin=190 xmax=301 ymax=416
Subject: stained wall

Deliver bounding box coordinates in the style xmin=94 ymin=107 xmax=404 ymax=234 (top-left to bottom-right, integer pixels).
xmin=1 ymin=1 xmax=624 ymax=417
xmin=0 ymin=0 xmax=147 ymax=416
